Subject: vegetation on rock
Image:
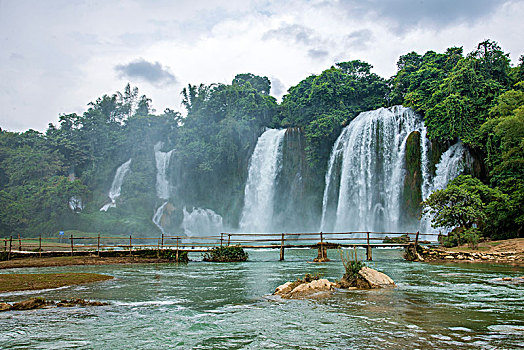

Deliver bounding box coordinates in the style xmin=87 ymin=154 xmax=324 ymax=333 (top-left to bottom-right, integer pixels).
xmin=202 ymin=245 xmax=248 ymax=262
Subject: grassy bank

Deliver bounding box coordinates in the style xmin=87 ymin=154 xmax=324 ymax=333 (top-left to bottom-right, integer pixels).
xmin=0 ymin=273 xmax=113 ymax=292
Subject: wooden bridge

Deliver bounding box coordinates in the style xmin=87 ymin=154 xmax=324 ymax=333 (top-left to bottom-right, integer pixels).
xmin=2 ymin=231 xmax=438 ymax=261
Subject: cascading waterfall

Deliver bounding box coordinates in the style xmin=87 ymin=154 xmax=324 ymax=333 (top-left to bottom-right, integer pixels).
xmin=420 ymin=141 xmax=468 ymax=233
xmin=152 ymin=201 xmax=169 ymax=235
xmin=154 ymin=142 xmax=175 ymax=200
xmin=182 ymin=207 xmax=224 ymax=237
xmin=320 ymin=106 xmax=427 ymax=233
xmin=100 ymin=158 xmax=132 ymax=211
xmin=152 ymin=142 xmax=175 ymax=235
xmin=240 ymin=128 xmax=287 ymax=232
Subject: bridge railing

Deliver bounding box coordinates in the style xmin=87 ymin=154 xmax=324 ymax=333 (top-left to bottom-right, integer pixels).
xmin=1 ymin=231 xmax=440 ymax=260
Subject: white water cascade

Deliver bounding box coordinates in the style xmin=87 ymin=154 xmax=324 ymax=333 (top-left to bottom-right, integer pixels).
xmin=152 ymin=201 xmax=169 ymax=235
xmin=420 ymin=141 xmax=468 ymax=233
xmin=154 ymin=142 xmax=175 ymax=200
xmin=152 ymin=142 xmax=176 ymax=235
xmin=100 ymin=159 xmax=132 ymax=211
xmin=239 ymin=129 xmax=287 ymax=232
xmin=182 ymin=207 xmax=224 ymax=237
xmin=320 ymin=106 xmax=429 ymax=233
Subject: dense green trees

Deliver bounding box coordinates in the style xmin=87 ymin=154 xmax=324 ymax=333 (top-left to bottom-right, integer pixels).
xmin=0 ymin=40 xmax=522 ymax=241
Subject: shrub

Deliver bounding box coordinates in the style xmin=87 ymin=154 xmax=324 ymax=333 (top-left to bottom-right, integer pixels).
xmin=202 ymin=245 xmax=248 ymax=262
xmin=339 ymin=249 xmax=365 ymax=283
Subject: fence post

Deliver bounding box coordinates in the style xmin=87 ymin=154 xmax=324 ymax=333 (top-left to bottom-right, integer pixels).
xmin=279 ymin=233 xmax=285 ymax=261
xmin=320 ymin=232 xmax=324 ymax=259
xmin=366 ymin=232 xmax=372 ymax=261
xmin=227 ymin=234 xmax=231 ymax=246
xmin=220 ymin=233 xmax=224 ymax=247
xmin=18 ymin=233 xmax=21 ymax=251
xmin=415 ymin=231 xmax=420 ymax=247
xmin=70 ymin=234 xmax=74 ymax=257
xmin=8 ymin=236 xmax=12 ymax=260
xmin=161 ymin=233 xmax=164 ymax=249
xmin=39 ymin=234 xmax=42 ymax=258
xmin=97 ymin=233 xmax=100 ymax=257
xmin=176 ymin=237 xmax=179 ymax=263
xmin=4 ymin=238 xmax=7 ymax=252
xmin=129 ymin=235 xmax=132 ymax=256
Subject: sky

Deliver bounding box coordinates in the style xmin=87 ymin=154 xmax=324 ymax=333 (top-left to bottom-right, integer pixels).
xmin=1 ymin=0 xmax=523 ymax=132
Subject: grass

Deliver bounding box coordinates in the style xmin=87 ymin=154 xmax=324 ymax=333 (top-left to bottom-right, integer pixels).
xmin=0 ymin=273 xmax=113 ymax=292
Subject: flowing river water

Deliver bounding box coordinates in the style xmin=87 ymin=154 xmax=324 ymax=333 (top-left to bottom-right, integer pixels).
xmin=0 ymin=249 xmax=523 ymax=349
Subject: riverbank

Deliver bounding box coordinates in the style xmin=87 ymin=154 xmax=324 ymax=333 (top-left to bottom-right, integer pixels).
xmin=416 ymin=238 xmax=524 ymax=266
xmin=0 ymin=273 xmax=113 ymax=293
xmin=0 ymin=256 xmax=177 ymax=270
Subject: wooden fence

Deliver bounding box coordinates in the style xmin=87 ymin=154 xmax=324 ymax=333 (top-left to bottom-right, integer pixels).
xmin=1 ymin=231 xmax=439 ymax=261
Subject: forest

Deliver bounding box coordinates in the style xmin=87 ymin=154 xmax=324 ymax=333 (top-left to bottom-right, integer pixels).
xmin=0 ymin=40 xmax=522 ymax=244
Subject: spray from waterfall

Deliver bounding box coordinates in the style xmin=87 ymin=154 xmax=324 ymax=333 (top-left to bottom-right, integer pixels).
xmin=154 ymin=142 xmax=175 ymax=200
xmin=240 ymin=129 xmax=286 ymax=232
xmin=182 ymin=207 xmax=223 ymax=237
xmin=100 ymin=159 xmax=132 ymax=211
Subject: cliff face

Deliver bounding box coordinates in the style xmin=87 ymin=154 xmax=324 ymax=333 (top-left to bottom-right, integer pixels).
xmin=402 ymin=131 xmax=422 ymax=225
xmin=273 ymin=128 xmax=321 ymax=232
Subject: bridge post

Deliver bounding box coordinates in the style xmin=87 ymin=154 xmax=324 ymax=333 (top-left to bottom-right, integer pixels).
xmin=415 ymin=231 xmax=419 ymax=247
xmin=176 ymin=237 xmax=179 ymax=263
xmin=366 ymin=232 xmax=372 ymax=261
xmin=39 ymin=234 xmax=42 ymax=258
xmin=8 ymin=236 xmax=12 ymax=260
xmin=97 ymin=233 xmax=100 ymax=257
xmin=320 ymin=232 xmax=324 ymax=260
xmin=161 ymin=234 xmax=164 ymax=249
xmin=70 ymin=234 xmax=74 ymax=257
xmin=279 ymin=233 xmax=285 ymax=261
xmin=227 ymin=234 xmax=230 ymax=246
xmin=220 ymin=233 xmax=224 ymax=247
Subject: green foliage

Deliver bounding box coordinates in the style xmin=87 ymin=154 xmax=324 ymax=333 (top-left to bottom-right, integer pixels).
xmin=383 ymin=234 xmax=411 ymax=244
xmin=422 ymin=175 xmax=512 ymax=239
xmin=442 ymin=227 xmax=480 ymax=249
xmin=339 ymin=248 xmax=365 ymax=282
xmin=159 ymin=249 xmax=189 ymax=263
xmin=202 ymin=245 xmax=248 ymax=262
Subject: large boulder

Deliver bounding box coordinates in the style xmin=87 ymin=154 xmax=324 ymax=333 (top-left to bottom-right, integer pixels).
xmin=356 ymin=267 xmax=395 ymax=288
xmin=339 ymin=267 xmax=396 ymax=289
xmin=274 ymin=279 xmax=335 ymax=298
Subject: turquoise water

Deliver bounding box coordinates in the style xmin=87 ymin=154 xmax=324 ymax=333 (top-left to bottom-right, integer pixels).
xmin=0 ymin=249 xmax=523 ymax=349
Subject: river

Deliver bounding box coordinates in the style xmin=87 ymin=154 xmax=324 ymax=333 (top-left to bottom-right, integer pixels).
xmin=0 ymin=249 xmax=522 ymax=349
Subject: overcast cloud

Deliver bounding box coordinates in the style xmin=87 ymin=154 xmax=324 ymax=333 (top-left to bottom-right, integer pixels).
xmin=0 ymin=0 xmax=523 ymax=131
xmin=115 ymin=59 xmax=176 ymax=87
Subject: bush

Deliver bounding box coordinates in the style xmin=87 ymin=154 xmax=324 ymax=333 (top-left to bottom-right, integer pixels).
xmin=202 ymin=245 xmax=248 ymax=262
xmin=159 ymin=249 xmax=188 ymax=263
xmin=442 ymin=227 xmax=480 ymax=249
xmin=339 ymin=249 xmax=365 ymax=283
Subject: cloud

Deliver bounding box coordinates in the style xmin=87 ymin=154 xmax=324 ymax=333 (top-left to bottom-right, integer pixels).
xmin=345 ymin=29 xmax=373 ymax=50
xmin=307 ymin=49 xmax=329 ymax=60
xmin=263 ymin=23 xmax=317 ymax=45
xmin=339 ymin=0 xmax=514 ymax=32
xmin=114 ymin=59 xmax=176 ymax=86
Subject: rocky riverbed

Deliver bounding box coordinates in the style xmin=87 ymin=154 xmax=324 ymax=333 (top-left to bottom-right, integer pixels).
xmin=407 ymin=238 xmax=524 ymax=266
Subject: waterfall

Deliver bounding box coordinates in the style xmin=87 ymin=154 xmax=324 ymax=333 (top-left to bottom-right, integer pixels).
xmin=239 ymin=128 xmax=287 ymax=232
xmin=182 ymin=207 xmax=223 ymax=237
xmin=152 ymin=201 xmax=168 ymax=235
xmin=427 ymin=142 xmax=467 ymax=193
xmin=154 ymin=142 xmax=175 ymax=200
xmin=320 ymin=106 xmax=426 ymax=233
xmin=100 ymin=158 xmax=132 ymax=211
xmin=420 ymin=142 xmax=468 ymax=233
